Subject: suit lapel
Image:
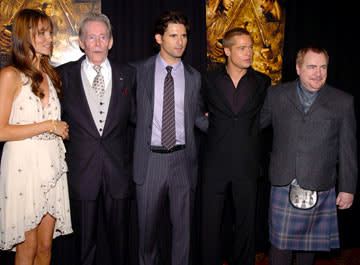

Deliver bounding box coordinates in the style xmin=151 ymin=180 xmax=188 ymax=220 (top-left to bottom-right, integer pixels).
xmin=184 ymin=63 xmax=196 ymax=140
xmin=102 ymin=63 xmax=124 ymax=136
xmin=284 ymin=81 xmax=304 ymax=113
xmin=184 ymin=64 xmax=195 ymax=108
xmin=238 ymin=69 xmax=264 ymax=113
xmin=305 ymin=84 xmax=329 ymax=115
xmin=69 ymin=59 xmax=100 ymax=137
xmin=145 ymin=57 xmax=156 ymax=108
xmin=210 ymin=67 xmax=235 ymax=114
xmin=214 ymin=83 xmax=234 ymax=114
xmin=285 ymin=81 xmax=330 ymax=116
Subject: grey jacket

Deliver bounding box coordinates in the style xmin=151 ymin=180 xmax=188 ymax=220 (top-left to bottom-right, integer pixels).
xmin=261 ymin=80 xmax=357 ymax=193
xmin=132 ymin=56 xmax=208 ymax=188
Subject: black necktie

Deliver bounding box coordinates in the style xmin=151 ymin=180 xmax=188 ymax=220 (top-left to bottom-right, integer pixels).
xmin=161 ymin=66 xmax=176 ymax=150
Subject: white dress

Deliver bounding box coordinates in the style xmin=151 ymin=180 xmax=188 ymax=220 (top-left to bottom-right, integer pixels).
xmin=0 ymin=73 xmax=72 ymax=251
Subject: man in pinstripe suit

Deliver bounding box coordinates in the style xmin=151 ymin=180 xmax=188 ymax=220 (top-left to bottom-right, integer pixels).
xmin=132 ymin=11 xmax=208 ymax=265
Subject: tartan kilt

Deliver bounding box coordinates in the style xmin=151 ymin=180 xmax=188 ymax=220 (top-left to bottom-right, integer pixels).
xmin=269 ymin=185 xmax=339 ymax=251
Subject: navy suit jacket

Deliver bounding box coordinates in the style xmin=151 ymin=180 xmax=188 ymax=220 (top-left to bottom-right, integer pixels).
xmin=58 ymin=57 xmax=136 ymax=200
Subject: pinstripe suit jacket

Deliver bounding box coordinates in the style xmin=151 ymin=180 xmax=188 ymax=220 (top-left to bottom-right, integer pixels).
xmin=261 ymin=81 xmax=357 ymax=193
xmin=132 ymin=55 xmax=208 ymax=188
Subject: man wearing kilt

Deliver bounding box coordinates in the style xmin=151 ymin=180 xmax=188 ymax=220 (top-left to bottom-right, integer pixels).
xmin=261 ymin=46 xmax=357 ymax=265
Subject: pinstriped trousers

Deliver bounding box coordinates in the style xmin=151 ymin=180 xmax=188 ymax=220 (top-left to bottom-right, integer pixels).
xmin=136 ymin=149 xmax=193 ymax=265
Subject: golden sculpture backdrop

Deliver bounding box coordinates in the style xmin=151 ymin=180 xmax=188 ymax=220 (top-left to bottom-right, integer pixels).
xmin=0 ymin=0 xmax=101 ymax=69
xmin=206 ymin=0 xmax=285 ymax=84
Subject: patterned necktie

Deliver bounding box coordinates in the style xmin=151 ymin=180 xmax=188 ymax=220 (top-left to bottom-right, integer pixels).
xmin=92 ymin=65 xmax=105 ymax=98
xmin=161 ymin=66 xmax=176 ymax=150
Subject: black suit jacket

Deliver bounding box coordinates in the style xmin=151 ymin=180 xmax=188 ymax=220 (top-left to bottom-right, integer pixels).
xmin=203 ymin=66 xmax=271 ymax=181
xmin=261 ymin=81 xmax=358 ymax=193
xmin=58 ymin=57 xmax=136 ymax=200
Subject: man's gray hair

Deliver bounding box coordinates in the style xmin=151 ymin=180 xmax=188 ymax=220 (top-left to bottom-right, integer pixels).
xmin=78 ymin=12 xmax=112 ymax=40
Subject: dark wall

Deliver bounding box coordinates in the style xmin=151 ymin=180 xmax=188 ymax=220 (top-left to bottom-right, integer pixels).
xmin=101 ymin=0 xmax=207 ymax=72
xmin=282 ymin=0 xmax=358 ymax=96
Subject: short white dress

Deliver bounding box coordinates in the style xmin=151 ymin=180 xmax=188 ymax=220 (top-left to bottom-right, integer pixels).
xmin=0 ymin=73 xmax=72 ymax=251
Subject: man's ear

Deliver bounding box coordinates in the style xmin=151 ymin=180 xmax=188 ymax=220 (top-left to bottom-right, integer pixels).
xmin=108 ymin=36 xmax=114 ymax=50
xmin=155 ymin=34 xmax=162 ymax=45
xmin=224 ymin=47 xmax=231 ymax=57
xmin=79 ymin=38 xmax=85 ymax=50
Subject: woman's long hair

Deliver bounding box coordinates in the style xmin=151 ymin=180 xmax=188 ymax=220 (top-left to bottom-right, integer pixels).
xmin=11 ymin=9 xmax=62 ymax=99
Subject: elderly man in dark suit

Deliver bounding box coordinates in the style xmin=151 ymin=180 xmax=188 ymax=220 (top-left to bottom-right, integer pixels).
xmin=58 ymin=13 xmax=135 ymax=265
xmin=132 ymin=11 xmax=208 ymax=265
xmin=261 ymin=46 xmax=357 ymax=265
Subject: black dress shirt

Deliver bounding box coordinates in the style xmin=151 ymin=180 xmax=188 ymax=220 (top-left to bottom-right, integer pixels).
xmin=215 ymin=66 xmax=257 ymax=113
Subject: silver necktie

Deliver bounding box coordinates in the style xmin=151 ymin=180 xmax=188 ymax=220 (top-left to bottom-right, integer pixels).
xmin=92 ymin=65 xmax=105 ymax=98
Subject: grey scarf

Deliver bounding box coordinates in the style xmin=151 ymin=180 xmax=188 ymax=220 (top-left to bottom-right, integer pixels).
xmin=296 ymin=79 xmax=319 ymax=113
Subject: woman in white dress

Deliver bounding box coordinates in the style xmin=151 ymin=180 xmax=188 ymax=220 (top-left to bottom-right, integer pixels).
xmin=0 ymin=9 xmax=72 ymax=265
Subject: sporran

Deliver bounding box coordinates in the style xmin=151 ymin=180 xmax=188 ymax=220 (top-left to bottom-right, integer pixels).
xmin=289 ymin=179 xmax=318 ymax=209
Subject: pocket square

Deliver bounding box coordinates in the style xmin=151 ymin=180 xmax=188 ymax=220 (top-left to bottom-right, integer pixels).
xmin=121 ymin=88 xmax=128 ymax=95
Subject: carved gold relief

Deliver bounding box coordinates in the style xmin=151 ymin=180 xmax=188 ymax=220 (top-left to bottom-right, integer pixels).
xmin=206 ymin=0 xmax=285 ymax=84
xmin=0 ymin=0 xmax=101 ymax=68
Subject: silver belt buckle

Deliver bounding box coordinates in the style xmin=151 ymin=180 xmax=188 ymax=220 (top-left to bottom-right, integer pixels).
xmin=289 ymin=179 xmax=318 ymax=209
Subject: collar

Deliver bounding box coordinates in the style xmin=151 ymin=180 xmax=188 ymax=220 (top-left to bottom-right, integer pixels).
xmin=215 ymin=64 xmax=253 ymax=77
xmin=83 ymin=57 xmax=111 ymax=72
xmin=156 ymin=53 xmax=182 ymax=72
xmin=297 ymin=78 xmax=320 ymax=96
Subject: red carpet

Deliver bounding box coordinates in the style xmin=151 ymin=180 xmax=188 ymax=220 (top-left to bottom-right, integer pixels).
xmin=2 ymin=249 xmax=360 ymax=264
xmin=251 ymin=249 xmax=360 ymax=265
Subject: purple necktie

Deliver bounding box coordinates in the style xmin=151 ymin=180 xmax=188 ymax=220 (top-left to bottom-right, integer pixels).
xmin=161 ymin=66 xmax=176 ymax=149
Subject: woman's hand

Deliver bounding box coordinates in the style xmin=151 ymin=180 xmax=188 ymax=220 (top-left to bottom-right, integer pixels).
xmin=49 ymin=120 xmax=69 ymax=139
